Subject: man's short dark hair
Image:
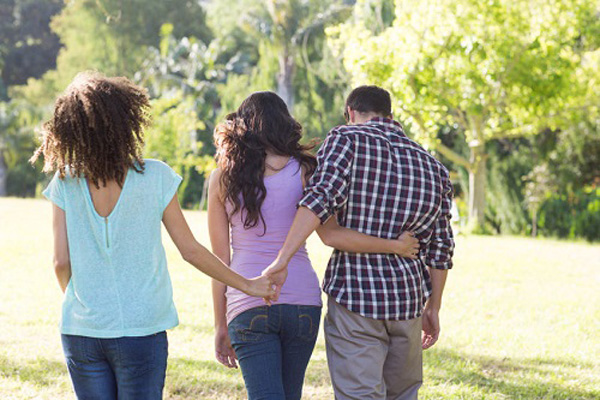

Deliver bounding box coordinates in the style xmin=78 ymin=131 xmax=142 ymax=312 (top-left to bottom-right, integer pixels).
xmin=345 ymin=85 xmax=392 ymax=117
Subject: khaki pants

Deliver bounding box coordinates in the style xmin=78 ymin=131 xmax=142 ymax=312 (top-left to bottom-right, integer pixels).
xmin=324 ymin=296 xmax=423 ymax=400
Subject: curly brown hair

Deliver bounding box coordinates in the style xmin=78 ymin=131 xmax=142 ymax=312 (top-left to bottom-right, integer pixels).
xmin=214 ymin=91 xmax=317 ymax=232
xmin=31 ymin=72 xmax=150 ymax=188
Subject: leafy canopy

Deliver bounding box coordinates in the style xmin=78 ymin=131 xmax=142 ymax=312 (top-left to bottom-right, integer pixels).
xmin=334 ymin=0 xmax=600 ymax=146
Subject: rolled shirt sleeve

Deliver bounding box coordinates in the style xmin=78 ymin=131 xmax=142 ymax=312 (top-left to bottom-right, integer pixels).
xmin=298 ymin=131 xmax=354 ymax=224
xmin=426 ymin=169 xmax=455 ymax=270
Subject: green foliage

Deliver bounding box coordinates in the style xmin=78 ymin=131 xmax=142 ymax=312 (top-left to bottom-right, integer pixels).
xmin=18 ymin=0 xmax=213 ymax=105
xmin=207 ymin=0 xmax=352 ymax=116
xmin=548 ymin=116 xmax=600 ymax=191
xmin=539 ymin=188 xmax=600 ymax=241
xmin=144 ymin=94 xmax=215 ymax=208
xmin=338 ymin=0 xmax=600 ymax=141
xmin=333 ymin=0 xmax=600 ymax=229
xmin=485 ymin=141 xmax=534 ymax=235
xmin=0 ymin=0 xmax=62 ymax=93
xmin=0 ymin=100 xmax=43 ymax=196
xmin=136 ymin=26 xmax=248 ymax=207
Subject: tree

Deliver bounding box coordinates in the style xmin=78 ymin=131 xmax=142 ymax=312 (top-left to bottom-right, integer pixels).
xmin=136 ymin=25 xmax=242 ymax=207
xmin=0 ymin=101 xmax=40 ymax=196
xmin=0 ymin=0 xmax=62 ymax=196
xmin=206 ymin=0 xmax=352 ymax=111
xmin=332 ymin=0 xmax=600 ymax=230
xmin=0 ymin=0 xmax=63 ymax=92
xmin=19 ymin=0 xmax=213 ymax=105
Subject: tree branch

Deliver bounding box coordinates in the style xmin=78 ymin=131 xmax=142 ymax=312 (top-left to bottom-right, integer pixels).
xmin=398 ymin=104 xmax=472 ymax=170
xmin=434 ymin=142 xmax=472 ymax=171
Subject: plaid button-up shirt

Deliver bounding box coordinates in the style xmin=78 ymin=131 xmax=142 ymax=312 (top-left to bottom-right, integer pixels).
xmin=299 ymin=118 xmax=454 ymax=320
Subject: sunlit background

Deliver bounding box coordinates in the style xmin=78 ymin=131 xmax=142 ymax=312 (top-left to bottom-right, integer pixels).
xmin=0 ymin=0 xmax=599 ymax=399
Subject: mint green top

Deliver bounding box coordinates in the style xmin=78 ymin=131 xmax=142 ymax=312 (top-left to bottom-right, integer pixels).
xmin=42 ymin=159 xmax=182 ymax=338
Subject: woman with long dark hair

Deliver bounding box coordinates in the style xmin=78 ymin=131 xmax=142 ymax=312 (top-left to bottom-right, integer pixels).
xmin=208 ymin=91 xmax=419 ymax=399
xmin=32 ymin=73 xmax=274 ymax=400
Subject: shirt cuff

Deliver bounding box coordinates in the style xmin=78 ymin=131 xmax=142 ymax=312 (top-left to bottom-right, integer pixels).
xmin=298 ymin=193 xmax=332 ymax=224
xmin=427 ymin=259 xmax=453 ymax=270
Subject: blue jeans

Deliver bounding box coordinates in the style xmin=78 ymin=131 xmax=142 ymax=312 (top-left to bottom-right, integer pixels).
xmin=61 ymin=332 xmax=168 ymax=400
xmin=228 ymin=305 xmax=322 ymax=400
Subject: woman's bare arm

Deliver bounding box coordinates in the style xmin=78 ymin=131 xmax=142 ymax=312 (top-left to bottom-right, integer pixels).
xmin=207 ymin=169 xmax=238 ymax=368
xmin=316 ymin=218 xmax=419 ymax=258
xmin=51 ymin=204 xmax=71 ymax=292
xmin=162 ymin=193 xmax=273 ymax=298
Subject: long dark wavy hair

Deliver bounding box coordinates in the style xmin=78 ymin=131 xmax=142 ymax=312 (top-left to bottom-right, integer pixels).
xmin=214 ymin=91 xmax=316 ymax=231
xmin=31 ymin=72 xmax=150 ymax=187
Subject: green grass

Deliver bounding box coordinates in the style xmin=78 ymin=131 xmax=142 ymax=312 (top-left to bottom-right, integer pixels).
xmin=1 ymin=197 xmax=599 ymax=399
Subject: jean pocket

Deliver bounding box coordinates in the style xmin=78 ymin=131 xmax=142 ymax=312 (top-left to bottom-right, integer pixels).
xmin=116 ymin=334 xmax=160 ymax=377
xmin=229 ymin=308 xmax=269 ymax=343
xmin=298 ymin=306 xmax=321 ymax=341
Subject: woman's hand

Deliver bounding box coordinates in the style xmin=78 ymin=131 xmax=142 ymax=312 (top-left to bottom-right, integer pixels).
xmin=244 ymin=275 xmax=275 ymax=298
xmin=215 ymin=328 xmax=237 ymax=368
xmin=392 ymin=231 xmax=420 ymax=259
xmin=262 ymin=257 xmax=289 ymax=304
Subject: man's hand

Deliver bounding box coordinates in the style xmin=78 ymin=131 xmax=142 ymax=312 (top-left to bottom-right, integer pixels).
xmin=214 ymin=328 xmax=237 ymax=368
xmin=261 ymin=257 xmax=289 ymax=304
xmin=421 ymin=306 xmax=440 ymax=350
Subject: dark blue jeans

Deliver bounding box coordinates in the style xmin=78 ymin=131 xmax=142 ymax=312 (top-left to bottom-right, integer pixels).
xmin=61 ymin=332 xmax=168 ymax=400
xmin=228 ymin=304 xmax=322 ymax=400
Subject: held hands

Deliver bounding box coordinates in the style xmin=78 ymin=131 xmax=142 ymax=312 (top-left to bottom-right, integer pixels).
xmin=393 ymin=231 xmax=420 ymax=259
xmin=245 ymin=275 xmax=276 ymax=298
xmin=261 ymin=257 xmax=289 ymax=304
xmin=421 ymin=305 xmax=440 ymax=350
xmin=214 ymin=328 xmax=238 ymax=368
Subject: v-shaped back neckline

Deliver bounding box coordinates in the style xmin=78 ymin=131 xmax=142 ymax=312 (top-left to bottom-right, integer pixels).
xmin=83 ymin=169 xmax=131 ymax=219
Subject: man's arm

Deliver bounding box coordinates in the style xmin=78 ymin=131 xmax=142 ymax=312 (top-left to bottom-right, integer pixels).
xmin=261 ymin=207 xmax=321 ymax=298
xmin=422 ymin=170 xmax=455 ymax=349
xmin=263 ymin=132 xmax=354 ymax=299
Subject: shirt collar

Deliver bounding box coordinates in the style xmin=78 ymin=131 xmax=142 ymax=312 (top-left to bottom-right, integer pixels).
xmin=364 ymin=117 xmax=405 ymax=135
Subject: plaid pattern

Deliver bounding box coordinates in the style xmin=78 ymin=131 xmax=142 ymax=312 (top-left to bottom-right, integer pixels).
xmin=299 ymin=118 xmax=454 ymax=320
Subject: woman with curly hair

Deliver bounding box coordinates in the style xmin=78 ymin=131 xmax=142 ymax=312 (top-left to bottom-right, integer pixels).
xmin=209 ymin=91 xmax=419 ymax=400
xmin=32 ymin=72 xmax=274 ymax=400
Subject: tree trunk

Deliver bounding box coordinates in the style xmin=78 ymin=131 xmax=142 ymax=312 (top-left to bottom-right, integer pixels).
xmin=198 ymin=174 xmax=210 ymax=211
xmin=468 ymin=145 xmax=486 ymax=231
xmin=531 ymin=208 xmax=538 ymax=237
xmin=0 ymin=152 xmax=7 ymax=197
xmin=277 ymin=47 xmax=295 ymax=112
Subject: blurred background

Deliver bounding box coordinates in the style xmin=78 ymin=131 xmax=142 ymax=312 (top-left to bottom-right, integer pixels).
xmin=0 ymin=1 xmax=599 ymax=399
xmin=1 ymin=0 xmax=599 ymax=239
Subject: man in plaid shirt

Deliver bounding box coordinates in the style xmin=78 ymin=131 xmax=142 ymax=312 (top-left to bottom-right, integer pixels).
xmin=264 ymin=86 xmax=454 ymax=400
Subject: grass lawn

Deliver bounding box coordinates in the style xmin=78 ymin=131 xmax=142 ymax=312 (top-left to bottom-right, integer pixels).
xmin=1 ymin=197 xmax=599 ymax=399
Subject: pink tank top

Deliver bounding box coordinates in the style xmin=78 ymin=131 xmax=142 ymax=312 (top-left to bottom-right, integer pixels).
xmin=225 ymin=157 xmax=322 ymax=323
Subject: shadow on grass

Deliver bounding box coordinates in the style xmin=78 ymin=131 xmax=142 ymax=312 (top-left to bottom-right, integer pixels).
xmin=425 ymin=348 xmax=599 ymax=399
xmin=166 ymin=357 xmax=246 ymax=399
xmin=0 ymin=353 xmax=66 ymax=387
xmin=166 ymin=353 xmax=332 ymax=399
